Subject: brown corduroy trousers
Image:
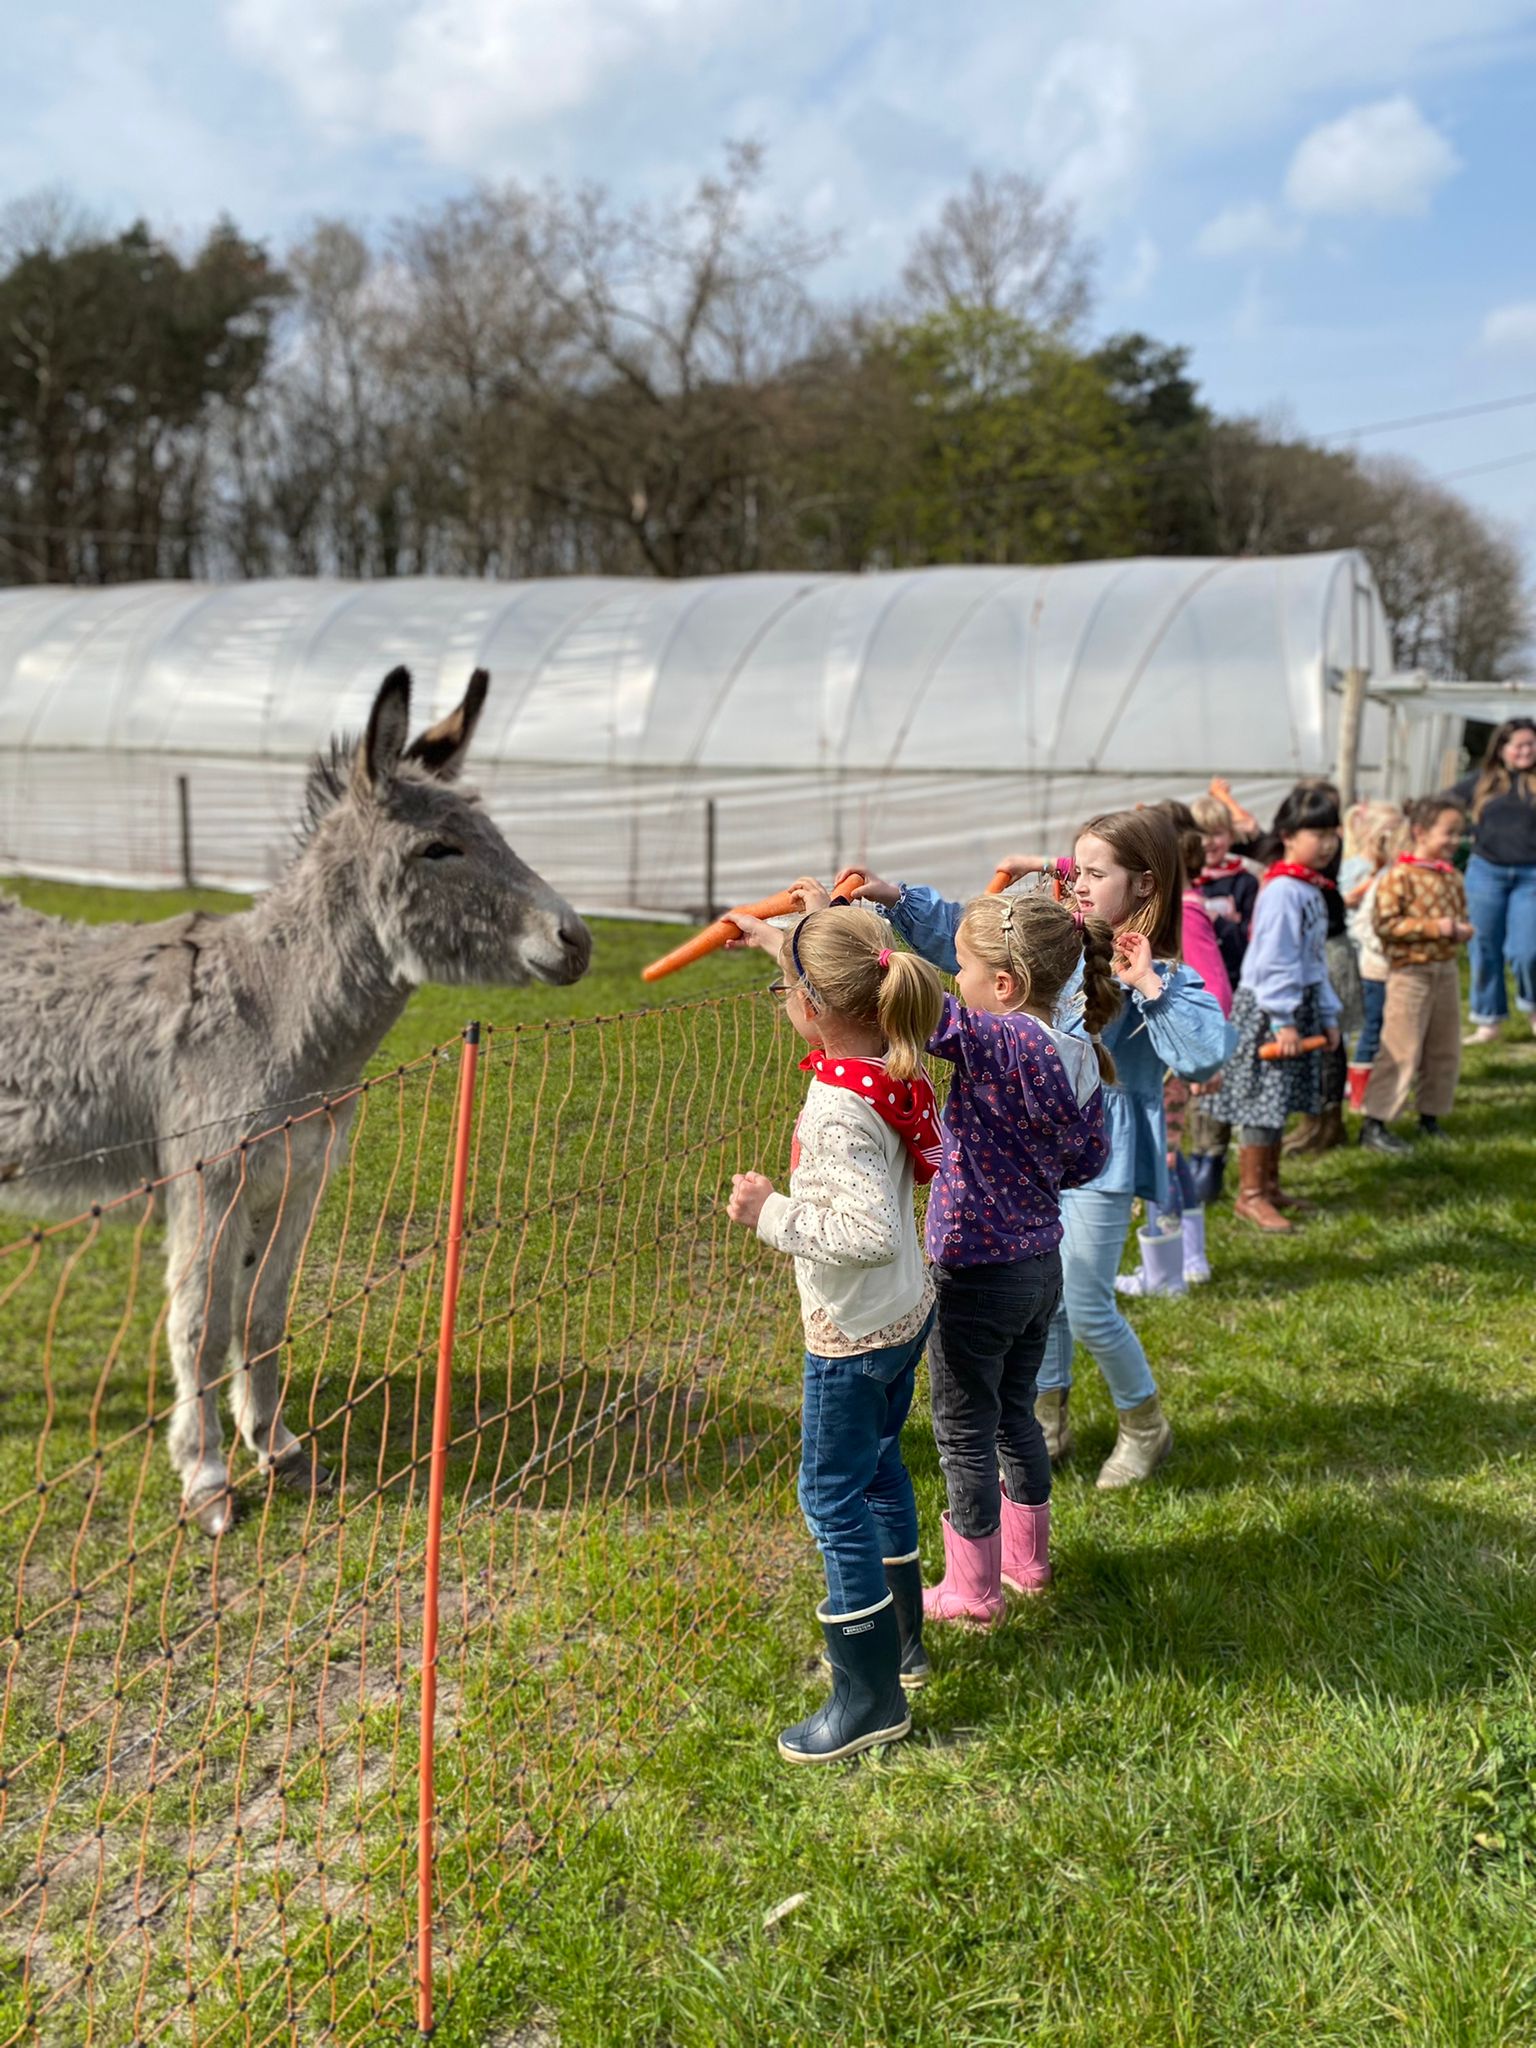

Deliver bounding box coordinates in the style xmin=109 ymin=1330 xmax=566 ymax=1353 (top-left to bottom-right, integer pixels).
xmin=1361 ymin=959 xmax=1462 ymax=1121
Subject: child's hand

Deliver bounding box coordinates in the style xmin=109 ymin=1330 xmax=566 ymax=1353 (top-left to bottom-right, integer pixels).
xmin=1113 ymin=930 xmax=1162 ymax=998
xmin=788 ymin=876 xmax=831 ymax=913
xmin=992 ymin=853 xmax=1044 ymax=884
xmin=727 ymin=1172 xmax=775 ymax=1229
xmin=722 ymin=912 xmax=786 ymax=958
xmin=1453 ymin=919 xmax=1475 ymax=944
xmin=1324 ymin=1025 xmax=1341 ymax=1052
xmin=1273 ymin=1024 xmax=1303 ymax=1059
xmin=847 ymin=872 xmax=900 ymax=906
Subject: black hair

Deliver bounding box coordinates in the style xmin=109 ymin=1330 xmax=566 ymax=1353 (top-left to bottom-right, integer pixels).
xmin=1272 ymin=785 xmax=1341 ymax=838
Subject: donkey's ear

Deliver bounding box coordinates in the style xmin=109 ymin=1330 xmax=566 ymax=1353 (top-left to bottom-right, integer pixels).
xmin=355 ymin=667 xmax=413 ymax=795
xmin=404 ymin=668 xmax=489 ymax=781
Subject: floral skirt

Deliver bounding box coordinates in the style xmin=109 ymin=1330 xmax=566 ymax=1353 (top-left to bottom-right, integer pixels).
xmin=1209 ymin=986 xmax=1323 ymax=1131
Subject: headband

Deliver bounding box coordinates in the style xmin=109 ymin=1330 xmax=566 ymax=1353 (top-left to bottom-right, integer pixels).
xmin=788 ymin=914 xmax=823 ymax=1008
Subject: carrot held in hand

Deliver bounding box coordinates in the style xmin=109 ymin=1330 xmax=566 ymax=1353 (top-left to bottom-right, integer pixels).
xmin=641 ymin=890 xmax=801 ymax=982
xmin=1258 ymin=1034 xmax=1329 ymax=1061
xmin=984 ymin=866 xmax=1014 ymax=897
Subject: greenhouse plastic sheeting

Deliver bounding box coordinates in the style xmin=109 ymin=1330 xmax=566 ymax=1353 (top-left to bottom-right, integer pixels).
xmin=0 ymin=555 xmax=1401 ymax=916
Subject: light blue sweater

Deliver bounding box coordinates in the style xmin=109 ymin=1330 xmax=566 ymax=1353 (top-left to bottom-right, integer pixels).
xmin=1236 ymin=875 xmax=1341 ymax=1029
xmin=889 ymin=884 xmax=1237 ymax=1203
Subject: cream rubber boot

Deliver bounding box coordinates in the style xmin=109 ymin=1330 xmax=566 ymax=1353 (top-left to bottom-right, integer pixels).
xmin=1095 ymin=1394 xmax=1173 ymax=1491
xmin=1035 ymin=1386 xmax=1074 ymax=1464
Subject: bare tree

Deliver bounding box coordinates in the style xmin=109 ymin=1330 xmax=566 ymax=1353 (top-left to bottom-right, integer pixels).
xmin=901 ymin=169 xmax=1094 ymax=332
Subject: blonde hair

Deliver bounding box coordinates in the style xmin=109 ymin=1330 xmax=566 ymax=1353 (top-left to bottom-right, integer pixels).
xmin=1189 ymin=795 xmax=1232 ymax=836
xmin=957 ymin=892 xmax=1122 ymax=1084
xmin=790 ymin=907 xmax=944 ymax=1082
xmin=1344 ymin=799 xmax=1407 ymax=866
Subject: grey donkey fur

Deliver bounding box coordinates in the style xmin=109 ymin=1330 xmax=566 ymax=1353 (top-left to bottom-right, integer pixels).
xmin=0 ymin=666 xmax=590 ymax=1534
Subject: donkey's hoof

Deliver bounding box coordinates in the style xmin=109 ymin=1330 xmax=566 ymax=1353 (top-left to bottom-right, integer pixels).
xmin=269 ymin=1447 xmax=334 ymax=1497
xmin=187 ymin=1486 xmax=238 ymax=1538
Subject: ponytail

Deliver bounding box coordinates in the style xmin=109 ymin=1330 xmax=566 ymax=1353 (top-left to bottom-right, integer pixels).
xmin=876 ymin=949 xmax=945 ymax=1081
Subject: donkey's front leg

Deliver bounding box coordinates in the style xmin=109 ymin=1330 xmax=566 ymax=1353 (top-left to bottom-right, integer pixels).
xmin=229 ymin=1191 xmax=332 ymax=1498
xmin=163 ymin=1180 xmax=238 ymax=1537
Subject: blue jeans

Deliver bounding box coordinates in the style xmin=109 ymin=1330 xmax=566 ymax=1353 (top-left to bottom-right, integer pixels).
xmin=1465 ymin=854 xmax=1536 ymax=1021
xmin=1037 ymin=1188 xmax=1158 ymax=1412
xmin=797 ymin=1307 xmax=933 ymax=1614
xmin=1356 ymin=977 xmax=1387 ymax=1063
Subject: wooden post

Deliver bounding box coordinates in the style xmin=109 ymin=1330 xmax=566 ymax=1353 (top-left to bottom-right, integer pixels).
xmin=1334 ymin=666 xmax=1369 ymax=807
xmin=417 ymin=1023 xmax=480 ymax=2037
xmin=177 ymin=775 xmax=194 ymax=891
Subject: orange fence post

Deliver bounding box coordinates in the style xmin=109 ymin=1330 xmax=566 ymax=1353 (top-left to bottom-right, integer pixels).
xmin=417 ymin=1021 xmax=480 ymax=2037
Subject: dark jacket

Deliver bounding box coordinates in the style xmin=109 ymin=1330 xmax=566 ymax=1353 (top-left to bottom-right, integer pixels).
xmin=1450 ymin=772 xmax=1536 ymax=869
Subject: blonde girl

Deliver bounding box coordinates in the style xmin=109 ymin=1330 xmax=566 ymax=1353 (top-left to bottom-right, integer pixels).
xmin=724 ymin=901 xmax=945 ymax=1765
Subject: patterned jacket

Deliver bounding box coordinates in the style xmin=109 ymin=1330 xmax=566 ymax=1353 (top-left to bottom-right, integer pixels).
xmin=1372 ymin=857 xmax=1468 ymax=967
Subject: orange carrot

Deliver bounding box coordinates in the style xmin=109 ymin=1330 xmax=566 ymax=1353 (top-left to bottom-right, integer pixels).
xmin=641 ymin=889 xmax=802 ymax=982
xmin=1258 ymin=1034 xmax=1329 ymax=1061
xmin=830 ymin=867 xmax=870 ymax=900
xmin=984 ymin=866 xmax=1014 ymax=896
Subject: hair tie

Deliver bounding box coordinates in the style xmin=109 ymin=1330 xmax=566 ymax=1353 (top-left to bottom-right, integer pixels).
xmin=877 ymin=948 xmax=892 ymax=971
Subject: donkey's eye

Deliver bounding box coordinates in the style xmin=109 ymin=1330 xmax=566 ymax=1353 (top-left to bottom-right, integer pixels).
xmin=418 ymin=841 xmax=463 ymax=861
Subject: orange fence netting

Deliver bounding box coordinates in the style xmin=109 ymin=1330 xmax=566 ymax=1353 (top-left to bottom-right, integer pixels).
xmin=0 ymin=991 xmax=807 ymax=2046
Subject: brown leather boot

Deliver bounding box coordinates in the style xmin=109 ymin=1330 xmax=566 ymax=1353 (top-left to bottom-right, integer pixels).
xmin=1315 ymin=1101 xmax=1347 ymax=1151
xmin=1280 ymin=1114 xmax=1323 ymax=1156
xmin=1234 ymin=1144 xmax=1292 ymax=1232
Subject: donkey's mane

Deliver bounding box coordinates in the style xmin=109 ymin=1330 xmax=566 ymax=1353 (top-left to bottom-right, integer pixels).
xmin=297 ymin=737 xmax=359 ymax=850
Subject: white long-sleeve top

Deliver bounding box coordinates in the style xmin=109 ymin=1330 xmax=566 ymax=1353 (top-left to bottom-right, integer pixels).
xmin=756 ymin=1075 xmax=926 ymax=1346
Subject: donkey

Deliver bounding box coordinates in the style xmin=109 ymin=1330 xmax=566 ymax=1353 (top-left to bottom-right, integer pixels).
xmin=0 ymin=666 xmax=590 ymax=1534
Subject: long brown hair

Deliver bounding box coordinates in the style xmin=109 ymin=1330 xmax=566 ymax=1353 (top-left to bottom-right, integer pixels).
xmin=1076 ymin=809 xmax=1184 ymax=959
xmin=959 ymin=892 xmax=1122 ymax=1084
xmin=1469 ymin=718 xmax=1536 ymax=822
xmin=1155 ymin=798 xmax=1205 ymax=890
xmin=790 ymin=908 xmax=945 ymax=1082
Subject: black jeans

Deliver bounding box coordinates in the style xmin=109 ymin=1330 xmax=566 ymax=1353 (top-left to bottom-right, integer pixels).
xmin=928 ymin=1252 xmax=1063 ymax=1536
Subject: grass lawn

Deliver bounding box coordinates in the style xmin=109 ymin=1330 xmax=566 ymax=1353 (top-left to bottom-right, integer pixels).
xmin=3 ymin=878 xmax=1536 ymax=2047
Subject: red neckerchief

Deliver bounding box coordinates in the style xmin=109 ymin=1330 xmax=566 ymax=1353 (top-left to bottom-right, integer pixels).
xmin=1199 ymin=859 xmax=1246 ymax=883
xmin=798 ymin=1052 xmax=942 ymax=1184
xmin=1264 ymin=861 xmax=1336 ymax=890
xmin=1397 ymin=852 xmax=1458 ymax=877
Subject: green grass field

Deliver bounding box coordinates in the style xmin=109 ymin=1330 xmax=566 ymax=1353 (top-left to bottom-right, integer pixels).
xmin=3 ymin=878 xmax=1536 ymax=2048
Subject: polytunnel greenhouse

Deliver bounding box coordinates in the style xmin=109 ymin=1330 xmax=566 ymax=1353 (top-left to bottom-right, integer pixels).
xmin=0 ymin=552 xmax=1454 ymax=916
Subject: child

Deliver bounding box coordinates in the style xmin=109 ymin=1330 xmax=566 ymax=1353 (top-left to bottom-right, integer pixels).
xmin=1340 ymin=800 xmax=1407 ymax=1106
xmin=1215 ymin=787 xmax=1343 ymax=1232
xmin=1118 ymin=802 xmax=1234 ymax=1295
xmin=1359 ymin=796 xmax=1475 ymax=1155
xmin=884 ymin=810 xmax=1234 ymax=1490
xmin=723 ymin=902 xmax=945 ymax=1764
xmin=1191 ymin=792 xmax=1259 ymax=985
xmin=835 ymin=877 xmax=1115 ymax=1622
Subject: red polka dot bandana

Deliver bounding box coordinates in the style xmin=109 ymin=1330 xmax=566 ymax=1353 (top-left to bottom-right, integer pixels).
xmin=798 ymin=1052 xmax=943 ymax=1184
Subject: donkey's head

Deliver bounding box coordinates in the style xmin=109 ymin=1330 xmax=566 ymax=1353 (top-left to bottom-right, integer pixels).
xmin=308 ymin=667 xmax=591 ymax=989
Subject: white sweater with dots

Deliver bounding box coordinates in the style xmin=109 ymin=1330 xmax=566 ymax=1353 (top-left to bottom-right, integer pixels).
xmin=755 ymin=1081 xmax=926 ymax=1344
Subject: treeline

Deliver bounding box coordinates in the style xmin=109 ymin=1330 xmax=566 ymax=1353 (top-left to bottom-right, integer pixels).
xmin=0 ymin=150 xmax=1525 ymax=676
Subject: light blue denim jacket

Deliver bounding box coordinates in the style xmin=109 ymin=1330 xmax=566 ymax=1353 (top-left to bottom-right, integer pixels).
xmin=889 ymin=884 xmax=1237 ymax=1204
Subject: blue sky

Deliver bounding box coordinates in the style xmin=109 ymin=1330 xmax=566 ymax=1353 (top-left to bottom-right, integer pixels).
xmin=6 ymin=0 xmax=1536 ymax=574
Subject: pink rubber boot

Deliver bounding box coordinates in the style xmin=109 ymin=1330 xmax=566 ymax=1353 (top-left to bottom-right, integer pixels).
xmin=999 ymin=1491 xmax=1051 ymax=1595
xmin=922 ymin=1513 xmax=1005 ymax=1628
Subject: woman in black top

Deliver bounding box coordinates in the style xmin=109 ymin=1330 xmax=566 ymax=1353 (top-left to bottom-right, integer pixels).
xmin=1452 ymin=718 xmax=1536 ymax=1043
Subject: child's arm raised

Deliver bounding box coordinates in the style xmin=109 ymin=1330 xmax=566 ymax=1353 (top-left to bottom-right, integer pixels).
xmin=848 ymin=873 xmax=963 ymax=972
xmin=1123 ymin=942 xmax=1237 ymax=1083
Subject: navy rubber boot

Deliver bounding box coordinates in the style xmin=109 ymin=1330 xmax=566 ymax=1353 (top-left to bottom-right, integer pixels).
xmin=779 ymin=1596 xmax=911 ymax=1765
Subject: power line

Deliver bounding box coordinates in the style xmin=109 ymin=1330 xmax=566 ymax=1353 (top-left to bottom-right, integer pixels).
xmin=1317 ymin=390 xmax=1536 ymax=443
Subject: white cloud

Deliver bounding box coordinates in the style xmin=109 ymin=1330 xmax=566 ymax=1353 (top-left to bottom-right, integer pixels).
xmin=1480 ymin=303 xmax=1536 ymax=352
xmin=1195 ymin=201 xmax=1304 ymax=259
xmin=1284 ymin=95 xmax=1460 ymax=217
